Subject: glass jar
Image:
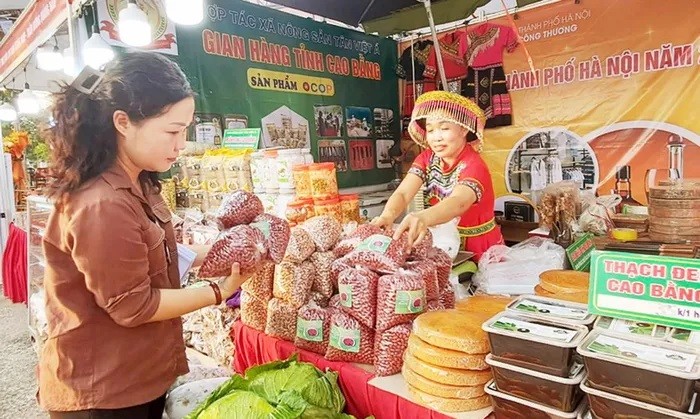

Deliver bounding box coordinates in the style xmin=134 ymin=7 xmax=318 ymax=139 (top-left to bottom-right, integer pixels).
xmin=285 ymin=200 xmax=309 ymax=224
xmin=262 ymin=149 xmax=279 ymax=189
xmin=300 ymin=148 xmax=314 ymax=164
xmin=340 ymin=194 xmax=361 ymax=224
xmin=250 ymin=150 xmax=266 ymax=191
xmin=309 ymin=162 xmax=339 ymax=199
xmin=314 ymin=196 xmax=342 ymax=223
xmin=292 ymin=164 xmax=312 ymax=199
xmin=277 ymin=149 xmax=304 ymax=190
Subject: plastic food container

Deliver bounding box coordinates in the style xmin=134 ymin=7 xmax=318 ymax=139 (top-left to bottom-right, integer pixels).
xmin=275 ymin=191 xmax=295 ymax=219
xmin=483 ymin=312 xmax=590 ymax=377
xmin=485 ymin=380 xmax=587 ymax=419
xmin=276 ymin=149 xmax=304 ymax=190
xmin=593 ymin=316 xmax=669 ymax=340
xmin=339 ymin=194 xmax=361 ymax=224
xmin=486 ymin=354 xmax=585 ymax=412
xmin=506 ymin=296 xmax=596 ymax=329
xmin=292 ymin=164 xmax=311 ymax=199
xmin=262 ymin=149 xmax=279 ymax=189
xmin=300 ymin=148 xmax=314 ymax=164
xmin=580 ymin=378 xmax=700 ymax=419
xmin=670 ymin=328 xmax=700 ymax=347
xmin=309 ymin=162 xmax=338 ymax=199
xmin=577 ymin=329 xmax=700 ymax=411
xmin=314 ymin=196 xmax=342 ymax=222
xmin=285 ymin=200 xmax=309 ymax=224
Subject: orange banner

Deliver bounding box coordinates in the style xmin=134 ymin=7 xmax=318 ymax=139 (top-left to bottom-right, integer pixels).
xmin=400 ymin=0 xmax=700 ymax=218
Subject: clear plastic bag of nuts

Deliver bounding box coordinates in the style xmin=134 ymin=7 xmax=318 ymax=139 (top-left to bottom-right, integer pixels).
xmin=404 ymin=260 xmax=439 ymax=304
xmin=325 ymin=309 xmax=375 ymax=364
xmin=294 ymin=301 xmax=330 ymax=355
xmin=241 ymin=261 xmax=275 ymax=300
xmin=338 ymin=232 xmax=409 ymax=274
xmin=273 ymin=260 xmax=315 ymax=308
xmin=215 ymin=190 xmax=264 ymax=229
xmin=337 ymin=266 xmax=379 ymax=329
xmin=301 ymin=215 xmax=343 ymax=252
xmin=439 ymin=283 xmax=456 ymax=309
xmin=333 ymin=223 xmax=384 ymax=258
xmin=251 ymin=213 xmax=291 ymax=264
xmin=240 ymin=290 xmax=268 ymax=332
xmin=428 ymin=247 xmax=452 ymax=289
xmin=374 ymin=323 xmax=412 ymax=377
xmin=409 ymin=229 xmax=434 ymax=261
xmin=310 ymin=251 xmax=335 ymax=298
xmin=265 ymin=298 xmax=297 ymax=341
xmin=376 ymin=270 xmax=426 ymax=332
xmin=198 ymin=225 xmax=267 ymax=278
xmin=285 ymin=227 xmax=316 ymax=263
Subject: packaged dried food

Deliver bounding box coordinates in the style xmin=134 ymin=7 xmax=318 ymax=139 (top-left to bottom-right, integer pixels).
xmin=506 ymin=296 xmax=596 ymax=328
xmin=539 ymin=270 xmax=589 ymax=294
xmin=251 ymin=213 xmax=291 ymax=264
xmin=402 ymin=364 xmax=485 ymax=400
xmin=404 ymin=260 xmax=439 ymax=303
xmin=284 ymin=227 xmax=316 ymax=263
xmin=310 ymin=251 xmax=334 ymax=298
xmin=276 ymin=149 xmax=305 ymax=190
xmin=406 ymin=334 xmax=488 ymax=371
xmin=292 ymin=164 xmax=312 ymax=199
xmin=325 ymin=310 xmax=375 ymax=364
xmin=339 ymin=194 xmax=361 ymax=225
xmin=439 ymin=283 xmax=455 ymax=309
xmin=309 ymin=291 xmax=329 ymax=308
xmin=483 ymin=312 xmax=589 ymax=377
xmin=240 ymin=290 xmax=268 ymax=331
xmin=409 ymin=229 xmax=434 ymax=260
xmin=285 ymin=200 xmax=309 ymax=224
xmin=199 ymin=225 xmax=267 ymax=278
xmin=333 ymin=223 xmax=384 ymax=258
xmin=428 ymin=247 xmax=452 ymax=289
xmin=485 ymin=380 xmax=587 ymax=419
xmin=487 ymin=354 xmax=585 ymax=412
xmin=455 ymin=294 xmax=513 ymax=317
xmin=426 ymin=300 xmax=441 ymax=312
xmin=407 ymin=383 xmax=491 ymax=413
xmin=330 ymin=258 xmax=352 ymax=290
xmin=295 ymin=301 xmax=330 ymax=355
xmin=593 ymin=316 xmax=669 ymax=340
xmin=373 ymin=324 xmax=412 ymax=377
xmin=375 ymin=270 xmax=425 ymax=332
xmin=241 ymin=261 xmax=274 ymax=300
xmin=265 ymin=298 xmax=297 ymax=341
xmin=301 ymin=215 xmax=343 ymax=252
xmin=339 ymin=233 xmax=409 ymax=274
xmin=403 ymin=350 xmax=492 ymax=387
xmin=309 ymin=162 xmax=339 ymax=199
xmin=249 ymin=150 xmax=266 ymax=191
xmin=668 ymin=328 xmax=700 ymax=347
xmin=206 ymin=190 xmax=226 ymax=212
xmin=214 ymin=190 xmax=264 ymax=229
xmin=273 ymin=260 xmax=315 ymax=308
xmin=580 ymin=379 xmax=700 ymax=419
xmin=337 ymin=266 xmax=379 ymax=329
xmin=577 ymin=330 xmax=700 ymax=411
xmin=328 ymin=294 xmax=341 ymax=309
xmin=201 ymin=155 xmax=226 ymax=192
xmin=413 ymin=309 xmax=491 ymax=354
xmin=313 ymin=197 xmax=343 ymax=224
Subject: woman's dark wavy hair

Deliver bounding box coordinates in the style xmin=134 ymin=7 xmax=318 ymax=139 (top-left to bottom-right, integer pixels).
xmin=47 ymin=50 xmax=194 ymax=204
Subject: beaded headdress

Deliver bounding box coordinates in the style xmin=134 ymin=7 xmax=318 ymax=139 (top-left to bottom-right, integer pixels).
xmin=408 ymin=91 xmax=485 ymax=148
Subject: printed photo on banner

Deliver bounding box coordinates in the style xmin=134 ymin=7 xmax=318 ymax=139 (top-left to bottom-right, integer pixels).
xmin=99 ymin=0 xmax=178 ymax=55
xmin=313 ymin=105 xmax=343 ymax=138
xmin=260 ymin=105 xmax=310 ymax=149
xmin=375 ymin=140 xmax=394 ymax=170
xmin=373 ymin=108 xmax=395 ymax=139
xmin=345 ymin=107 xmax=373 ymax=138
xmin=318 ymin=139 xmax=348 ymax=172
xmin=348 ymin=140 xmax=375 ymax=171
xmin=224 ymin=115 xmax=249 ymax=130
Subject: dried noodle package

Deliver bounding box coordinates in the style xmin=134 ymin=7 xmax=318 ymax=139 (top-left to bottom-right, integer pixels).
xmin=294 ymin=301 xmax=330 ymax=355
xmin=325 ymin=310 xmax=375 ymax=364
xmin=252 ymin=213 xmax=291 ymax=264
xmin=310 ymin=251 xmax=335 ymax=298
xmin=284 ymin=227 xmax=316 ymax=263
xmin=215 ymin=190 xmax=264 ymax=229
xmin=339 ymin=233 xmax=409 ymax=275
xmin=265 ymin=298 xmax=297 ymax=341
xmin=405 ymin=260 xmax=439 ymax=303
xmin=337 ymin=266 xmax=379 ymax=329
xmin=376 ymin=270 xmax=426 ymax=332
xmin=273 ymin=260 xmax=315 ymax=308
xmin=241 ymin=261 xmax=274 ymax=300
xmin=301 ymin=215 xmax=343 ymax=252
xmin=374 ymin=323 xmax=412 ymax=377
xmin=240 ymin=290 xmax=268 ymax=332
xmin=199 ymin=225 xmax=267 ymax=278
xmin=333 ymin=223 xmax=384 ymax=258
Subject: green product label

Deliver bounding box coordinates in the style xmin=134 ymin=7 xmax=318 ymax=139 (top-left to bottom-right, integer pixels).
xmin=329 ymin=325 xmax=360 ymax=353
xmin=250 ymin=220 xmax=271 ymax=240
xmin=356 ymin=234 xmax=392 ymax=254
xmin=296 ymin=319 xmax=323 ymax=342
xmin=395 ymin=290 xmax=425 ymax=314
xmin=339 ymin=284 xmax=353 ymax=308
xmin=589 ymin=250 xmax=700 ymax=331
xmin=492 ymin=316 xmax=578 ymax=342
xmin=587 ymin=334 xmax=697 ymax=372
xmin=566 ymin=233 xmax=595 ymax=272
xmin=221 ymin=128 xmax=261 ymax=150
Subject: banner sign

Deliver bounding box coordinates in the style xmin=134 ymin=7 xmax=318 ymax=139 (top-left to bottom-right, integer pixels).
xmin=398 ymin=0 xmax=700 ymax=216
xmin=175 ymin=0 xmax=399 ymax=189
xmin=222 ymin=128 xmax=261 ymax=150
xmin=589 ymin=251 xmax=700 ymax=331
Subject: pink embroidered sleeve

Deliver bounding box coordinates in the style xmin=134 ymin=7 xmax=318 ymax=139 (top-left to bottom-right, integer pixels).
xmin=504 ymin=25 xmax=519 ymax=53
xmin=456 ymin=160 xmax=488 ymax=203
xmin=408 ymin=149 xmax=431 ymax=182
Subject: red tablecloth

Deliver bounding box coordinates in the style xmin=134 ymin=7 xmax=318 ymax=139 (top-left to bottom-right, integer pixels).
xmin=2 ymin=223 xmax=27 ymax=304
xmin=232 ymin=321 xmax=452 ymax=419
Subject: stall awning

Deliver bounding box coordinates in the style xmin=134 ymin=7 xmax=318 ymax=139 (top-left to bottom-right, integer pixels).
xmin=0 ymin=0 xmax=67 ymax=83
xmin=263 ymin=0 xmax=541 ymax=35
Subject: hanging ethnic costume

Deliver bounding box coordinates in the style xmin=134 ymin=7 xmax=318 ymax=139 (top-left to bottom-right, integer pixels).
xmin=407 ymin=91 xmax=504 ymax=260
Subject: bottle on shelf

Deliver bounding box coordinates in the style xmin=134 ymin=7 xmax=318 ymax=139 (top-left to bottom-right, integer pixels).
xmin=614 ymin=165 xmax=645 ymax=214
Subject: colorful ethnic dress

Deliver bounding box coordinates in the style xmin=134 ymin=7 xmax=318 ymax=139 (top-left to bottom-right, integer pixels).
xmin=409 ymin=144 xmax=504 ymax=260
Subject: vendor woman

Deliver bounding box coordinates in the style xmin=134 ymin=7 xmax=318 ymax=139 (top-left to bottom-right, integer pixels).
xmin=373 ymin=91 xmax=503 ymax=260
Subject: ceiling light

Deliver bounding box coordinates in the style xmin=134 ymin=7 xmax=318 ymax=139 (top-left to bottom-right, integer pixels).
xmin=37 ymin=44 xmax=64 ymax=72
xmin=83 ymin=33 xmax=114 ymax=69
xmin=118 ymin=1 xmax=152 ymax=46
xmin=165 ymin=0 xmax=204 ymax=25
xmin=0 ymin=103 xmax=18 ymax=122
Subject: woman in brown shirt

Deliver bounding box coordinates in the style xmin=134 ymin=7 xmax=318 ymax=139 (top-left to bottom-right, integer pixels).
xmin=39 ymin=51 xmax=245 ymax=418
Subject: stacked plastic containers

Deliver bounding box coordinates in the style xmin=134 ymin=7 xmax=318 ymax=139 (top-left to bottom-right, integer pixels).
xmin=482 ymin=296 xmax=595 ymax=418
xmin=250 ymin=148 xmax=310 ymax=218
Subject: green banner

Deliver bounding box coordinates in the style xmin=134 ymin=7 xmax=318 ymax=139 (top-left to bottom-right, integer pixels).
xmin=174 ymin=0 xmax=399 ymax=189
xmin=589 ymin=250 xmax=700 ymax=331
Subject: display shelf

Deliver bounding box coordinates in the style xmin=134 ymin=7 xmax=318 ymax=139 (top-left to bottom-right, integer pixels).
xmin=26 ymin=195 xmax=52 ymax=355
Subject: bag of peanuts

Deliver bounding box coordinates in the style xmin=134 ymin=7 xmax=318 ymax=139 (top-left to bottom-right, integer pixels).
xmin=428 ymin=247 xmax=452 ymax=289
xmin=338 ymin=233 xmax=409 ymax=275
xmin=251 ymin=213 xmax=291 ymax=264
xmin=309 ymin=291 xmax=329 ymax=308
xmin=328 ymin=294 xmax=341 ymax=309
xmin=301 ymin=215 xmax=343 ymax=252
xmin=285 ymin=227 xmax=316 ymax=263
xmin=409 ymin=229 xmax=433 ymax=260
xmin=198 ymin=225 xmax=267 ymax=278
xmin=325 ymin=309 xmax=375 ymax=364
xmin=294 ymin=301 xmax=330 ymax=355
xmin=310 ymin=251 xmax=335 ymax=298
xmin=405 ymin=260 xmax=439 ymax=303
xmin=337 ymin=266 xmax=379 ymax=329
xmin=240 ymin=261 xmax=274 ymax=300
xmin=376 ymin=270 xmax=426 ymax=332
xmin=215 ymin=190 xmax=264 ymax=229
xmin=439 ymin=283 xmax=456 ymax=309
xmin=374 ymin=323 xmax=412 ymax=377
xmin=265 ymin=298 xmax=297 ymax=341
xmin=240 ymin=290 xmax=268 ymax=332
xmin=330 ymin=258 xmax=352 ymax=291
xmin=273 ymin=260 xmax=315 ymax=308
xmin=333 ymin=224 xmax=384 ymax=258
